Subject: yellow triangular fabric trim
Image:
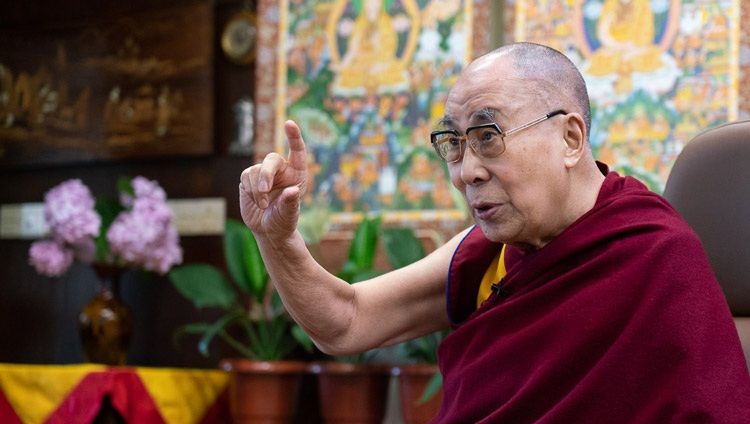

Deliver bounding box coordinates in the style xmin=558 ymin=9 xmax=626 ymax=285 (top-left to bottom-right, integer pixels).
xmin=477 ymin=245 xmax=507 ymax=308
xmin=0 ymin=363 xmax=105 ymax=424
xmin=136 ymin=367 xmax=229 ymax=424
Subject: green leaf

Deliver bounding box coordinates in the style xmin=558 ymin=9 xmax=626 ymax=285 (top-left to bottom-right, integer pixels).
xmin=348 ymin=216 xmax=381 ymax=271
xmin=350 ymin=269 xmax=384 ymax=283
xmin=291 ymin=325 xmax=314 ymax=353
xmin=404 ymin=330 xmax=447 ymax=364
xmin=224 ymin=219 xmax=268 ymax=300
xmin=216 ymin=329 xmax=257 ymax=359
xmin=117 ymin=176 xmax=135 ymax=197
xmin=168 ymin=264 xmax=237 ymax=309
xmin=172 ymin=322 xmax=212 ymax=347
xmin=197 ymin=309 xmax=247 ymax=357
xmin=94 ymin=197 xmax=125 ymax=262
xmin=269 ymin=289 xmax=286 ymax=317
xmin=382 ymin=227 xmax=425 ymax=270
xmin=237 ymin=315 xmax=297 ymax=361
xmin=224 ymin=219 xmax=251 ymax=292
xmin=417 ymin=371 xmax=443 ymax=404
xmin=243 ymin=228 xmax=268 ymax=300
xmin=336 ymin=260 xmax=358 ymax=283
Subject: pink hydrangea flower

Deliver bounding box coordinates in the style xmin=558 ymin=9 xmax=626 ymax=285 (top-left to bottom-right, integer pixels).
xmin=29 ymin=240 xmax=74 ymax=277
xmin=107 ymin=177 xmax=182 ymax=274
xmin=141 ymin=225 xmax=183 ymax=275
xmin=43 ymin=179 xmax=101 ymax=246
xmin=30 ymin=176 xmax=182 ymax=278
xmin=132 ymin=176 xmax=167 ymax=202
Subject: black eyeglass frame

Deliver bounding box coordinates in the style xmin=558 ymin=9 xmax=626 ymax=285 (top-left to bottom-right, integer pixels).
xmin=430 ymin=109 xmax=567 ymax=163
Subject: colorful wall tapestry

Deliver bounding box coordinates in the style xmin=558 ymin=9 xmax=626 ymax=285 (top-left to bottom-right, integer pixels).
xmin=276 ymin=0 xmax=473 ymax=221
xmin=516 ymin=0 xmax=739 ymax=191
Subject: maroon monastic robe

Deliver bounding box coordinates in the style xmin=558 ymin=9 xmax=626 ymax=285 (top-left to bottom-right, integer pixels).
xmin=433 ymin=169 xmax=750 ymax=423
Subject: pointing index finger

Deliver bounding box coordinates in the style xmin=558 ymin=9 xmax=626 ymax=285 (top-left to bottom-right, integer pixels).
xmin=284 ymin=120 xmax=307 ymax=170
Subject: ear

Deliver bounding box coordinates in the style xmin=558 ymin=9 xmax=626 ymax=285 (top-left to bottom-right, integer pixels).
xmin=562 ymin=113 xmax=586 ymax=169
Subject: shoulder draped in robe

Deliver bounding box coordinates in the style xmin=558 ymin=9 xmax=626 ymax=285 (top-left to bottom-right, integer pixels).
xmin=434 ymin=169 xmax=750 ymax=423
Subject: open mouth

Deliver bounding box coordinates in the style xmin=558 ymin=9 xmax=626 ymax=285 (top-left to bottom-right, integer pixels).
xmin=472 ymin=203 xmax=498 ymax=220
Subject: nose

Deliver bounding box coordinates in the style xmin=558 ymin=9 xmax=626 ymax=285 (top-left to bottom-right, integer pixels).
xmin=459 ymin=142 xmax=489 ymax=185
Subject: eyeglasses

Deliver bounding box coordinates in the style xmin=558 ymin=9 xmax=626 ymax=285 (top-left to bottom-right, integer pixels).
xmin=430 ymin=110 xmax=566 ymax=163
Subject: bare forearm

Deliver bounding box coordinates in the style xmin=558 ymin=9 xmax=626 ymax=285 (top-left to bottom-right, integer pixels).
xmin=253 ymin=228 xmax=456 ymax=356
xmin=254 ymin=229 xmax=358 ymax=351
xmin=239 ymin=120 xmax=381 ymax=353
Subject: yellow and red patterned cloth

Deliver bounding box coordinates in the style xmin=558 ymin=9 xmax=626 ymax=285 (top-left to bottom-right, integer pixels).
xmin=0 ymin=363 xmax=230 ymax=424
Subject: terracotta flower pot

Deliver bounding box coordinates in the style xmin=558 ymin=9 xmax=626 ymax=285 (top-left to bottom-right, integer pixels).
xmin=311 ymin=361 xmax=391 ymax=424
xmin=392 ymin=364 xmax=443 ymax=424
xmin=220 ymin=359 xmax=308 ymax=424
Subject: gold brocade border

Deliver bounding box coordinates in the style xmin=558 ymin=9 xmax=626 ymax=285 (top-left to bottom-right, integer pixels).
xmin=0 ymin=363 xmax=228 ymax=424
xmin=0 ymin=363 xmax=106 ymax=423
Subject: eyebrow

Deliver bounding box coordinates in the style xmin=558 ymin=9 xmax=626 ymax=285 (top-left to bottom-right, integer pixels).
xmin=437 ymin=108 xmax=497 ymax=130
xmin=437 ymin=116 xmax=457 ymax=130
xmin=469 ymin=108 xmax=496 ymax=124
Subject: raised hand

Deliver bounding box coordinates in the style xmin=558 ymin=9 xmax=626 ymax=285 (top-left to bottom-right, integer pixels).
xmin=239 ymin=120 xmax=308 ymax=240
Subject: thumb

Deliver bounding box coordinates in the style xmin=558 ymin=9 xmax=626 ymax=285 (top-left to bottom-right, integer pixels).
xmin=277 ymin=186 xmax=301 ymax=224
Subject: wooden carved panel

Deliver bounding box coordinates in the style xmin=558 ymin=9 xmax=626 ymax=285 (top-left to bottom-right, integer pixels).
xmin=0 ymin=1 xmax=214 ymax=168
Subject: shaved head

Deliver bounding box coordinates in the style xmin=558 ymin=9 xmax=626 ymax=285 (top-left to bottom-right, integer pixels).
xmin=467 ymin=43 xmax=592 ymax=139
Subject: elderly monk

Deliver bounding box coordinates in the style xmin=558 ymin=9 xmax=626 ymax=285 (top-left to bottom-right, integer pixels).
xmin=239 ymin=42 xmax=750 ymax=423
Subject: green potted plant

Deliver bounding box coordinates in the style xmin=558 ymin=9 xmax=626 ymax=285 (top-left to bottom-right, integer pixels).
xmin=168 ymin=218 xmax=311 ymax=424
xmin=337 ymin=215 xmax=446 ymax=424
xmin=393 ymin=330 xmax=447 ymax=424
xmin=311 ymin=215 xmax=429 ymax=424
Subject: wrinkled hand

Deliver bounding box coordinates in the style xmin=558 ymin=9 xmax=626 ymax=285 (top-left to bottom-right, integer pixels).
xmin=239 ymin=120 xmax=308 ymax=240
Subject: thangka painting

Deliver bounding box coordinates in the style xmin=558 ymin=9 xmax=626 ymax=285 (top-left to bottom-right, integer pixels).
xmin=516 ymin=0 xmax=739 ymax=192
xmin=276 ymin=0 xmax=473 ymax=221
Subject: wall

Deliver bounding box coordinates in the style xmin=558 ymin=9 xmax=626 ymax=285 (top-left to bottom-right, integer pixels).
xmin=0 ymin=0 xmax=258 ymax=368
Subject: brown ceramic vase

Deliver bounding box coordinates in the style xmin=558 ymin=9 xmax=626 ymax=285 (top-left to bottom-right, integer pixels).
xmin=78 ymin=265 xmax=132 ymax=366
